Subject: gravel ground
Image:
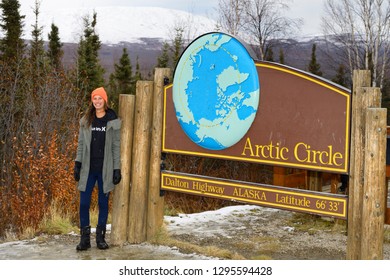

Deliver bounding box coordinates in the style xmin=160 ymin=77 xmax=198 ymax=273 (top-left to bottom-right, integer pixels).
xmin=0 ymin=205 xmax=389 ymax=260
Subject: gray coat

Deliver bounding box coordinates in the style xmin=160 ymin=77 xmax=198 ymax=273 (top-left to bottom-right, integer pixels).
xmin=75 ymin=116 xmax=121 ymax=194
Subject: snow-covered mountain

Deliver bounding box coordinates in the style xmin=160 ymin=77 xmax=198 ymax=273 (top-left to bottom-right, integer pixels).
xmin=16 ymin=5 xmax=336 ymax=80
xmin=21 ymin=6 xmax=217 ymax=44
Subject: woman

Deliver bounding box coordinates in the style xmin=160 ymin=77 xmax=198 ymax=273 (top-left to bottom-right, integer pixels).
xmin=74 ymin=87 xmax=121 ymax=250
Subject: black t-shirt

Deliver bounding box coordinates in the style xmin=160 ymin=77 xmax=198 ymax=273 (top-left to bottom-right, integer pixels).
xmin=89 ymin=109 xmax=118 ymax=172
xmin=90 ymin=114 xmax=108 ymax=172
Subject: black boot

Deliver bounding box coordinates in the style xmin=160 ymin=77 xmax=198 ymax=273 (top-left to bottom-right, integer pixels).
xmin=96 ymin=224 xmax=109 ymax=250
xmin=76 ymin=226 xmax=91 ymax=251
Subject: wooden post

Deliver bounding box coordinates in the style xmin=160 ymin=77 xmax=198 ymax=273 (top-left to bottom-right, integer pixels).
xmin=128 ymin=81 xmax=154 ymax=243
xmin=347 ymin=69 xmax=385 ymax=259
xmin=348 ymin=87 xmax=382 ymax=259
xmin=147 ymin=68 xmax=171 ymax=240
xmin=330 ymin=174 xmax=340 ymax=194
xmin=361 ymin=108 xmax=387 ymax=259
xmin=307 ymin=171 xmax=322 ymax=191
xmin=111 ymin=94 xmax=135 ymax=245
xmin=273 ymin=167 xmax=286 ymax=186
xmin=347 ymin=70 xmax=372 ymax=259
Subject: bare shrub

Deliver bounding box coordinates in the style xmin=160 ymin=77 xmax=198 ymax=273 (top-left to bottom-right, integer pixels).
xmin=0 ymin=59 xmax=81 ymax=238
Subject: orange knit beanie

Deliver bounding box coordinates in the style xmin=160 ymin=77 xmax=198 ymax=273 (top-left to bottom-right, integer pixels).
xmin=91 ymin=87 xmax=108 ymax=103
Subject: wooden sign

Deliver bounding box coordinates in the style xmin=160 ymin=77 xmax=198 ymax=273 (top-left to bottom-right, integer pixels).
xmin=161 ymin=32 xmax=351 ymax=219
xmin=162 ymin=32 xmax=350 ymax=173
xmin=161 ymin=171 xmax=348 ymax=219
xmin=163 ymin=60 xmax=351 ymax=173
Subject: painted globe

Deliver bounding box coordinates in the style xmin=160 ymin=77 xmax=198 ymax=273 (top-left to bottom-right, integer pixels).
xmin=173 ymin=32 xmax=260 ymax=150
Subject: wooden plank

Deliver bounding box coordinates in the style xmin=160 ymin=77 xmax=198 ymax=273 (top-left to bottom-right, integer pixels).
xmin=385 ymin=126 xmax=390 ymax=224
xmin=347 ymin=70 xmax=372 ymax=260
xmin=147 ymin=68 xmax=171 ymax=240
xmin=110 ymin=94 xmax=135 ymax=245
xmin=273 ymin=166 xmax=286 ymax=186
xmin=128 ymin=81 xmax=154 ymax=243
xmin=348 ymin=87 xmax=381 ymax=258
xmin=162 ymin=170 xmax=348 ymax=219
xmin=284 ymin=172 xmax=306 ymax=188
xmin=273 ymin=167 xmax=307 ymax=188
xmin=307 ymin=171 xmax=322 ymax=192
xmin=386 ymin=208 xmax=390 ymax=225
xmin=361 ymin=108 xmax=386 ymax=259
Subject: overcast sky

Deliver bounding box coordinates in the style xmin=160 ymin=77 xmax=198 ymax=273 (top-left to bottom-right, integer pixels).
xmin=18 ymin=0 xmax=325 ymax=36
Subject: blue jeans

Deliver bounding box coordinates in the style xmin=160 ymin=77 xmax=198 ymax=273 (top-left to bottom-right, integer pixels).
xmin=79 ymin=171 xmax=109 ymax=228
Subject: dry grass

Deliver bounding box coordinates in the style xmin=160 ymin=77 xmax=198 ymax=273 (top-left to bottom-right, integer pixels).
xmin=230 ymin=235 xmax=279 ymax=260
xmin=0 ymin=200 xmax=77 ymax=243
xmin=0 ymin=199 xmax=112 ymax=243
xmin=38 ymin=201 xmax=78 ymax=235
xmin=249 ymin=236 xmax=281 ymax=258
xmin=1 ymin=227 xmax=36 ymax=243
xmin=287 ymin=213 xmax=347 ymax=235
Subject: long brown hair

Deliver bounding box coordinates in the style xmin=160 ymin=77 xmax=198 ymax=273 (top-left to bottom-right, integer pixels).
xmin=83 ymin=101 xmax=109 ymax=127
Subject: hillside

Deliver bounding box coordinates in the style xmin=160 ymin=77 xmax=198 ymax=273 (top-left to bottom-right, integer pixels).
xmin=57 ymin=36 xmax=339 ymax=82
xmin=16 ymin=5 xmax=339 ymax=79
xmin=60 ymin=38 xmax=165 ymax=78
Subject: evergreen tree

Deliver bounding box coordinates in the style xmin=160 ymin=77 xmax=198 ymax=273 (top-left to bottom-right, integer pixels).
xmin=307 ymin=43 xmax=322 ymax=76
xmin=332 ymin=64 xmax=348 ymax=87
xmin=279 ymin=48 xmax=285 ymax=64
xmin=156 ymin=41 xmax=170 ymax=68
xmin=265 ymin=46 xmax=274 ymax=62
xmin=28 ymin=0 xmax=46 ymax=99
xmin=0 ymin=0 xmax=25 ymax=62
xmin=47 ymin=23 xmax=63 ymax=71
xmin=147 ymin=71 xmax=152 ymax=80
xmin=113 ymin=48 xmax=133 ymax=95
xmin=76 ymin=12 xmax=105 ymax=105
xmin=134 ymin=56 xmax=142 ymax=83
xmin=171 ymin=27 xmax=184 ymax=68
xmin=29 ymin=1 xmax=45 ymax=71
xmin=107 ymin=73 xmax=119 ymax=111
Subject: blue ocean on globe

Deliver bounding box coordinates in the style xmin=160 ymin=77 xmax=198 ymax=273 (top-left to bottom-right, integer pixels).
xmin=173 ymin=33 xmax=260 ymax=150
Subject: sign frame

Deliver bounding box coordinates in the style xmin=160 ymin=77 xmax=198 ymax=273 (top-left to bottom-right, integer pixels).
xmin=161 ymin=171 xmax=348 ymax=219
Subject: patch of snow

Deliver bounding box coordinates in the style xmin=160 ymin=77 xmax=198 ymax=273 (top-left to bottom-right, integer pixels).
xmin=165 ymin=205 xmax=281 ymax=237
xmin=282 ymin=226 xmax=295 ymax=232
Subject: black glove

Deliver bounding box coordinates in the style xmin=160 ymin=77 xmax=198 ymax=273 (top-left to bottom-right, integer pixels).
xmin=74 ymin=161 xmax=81 ymax=182
xmin=113 ymin=169 xmax=121 ymax=185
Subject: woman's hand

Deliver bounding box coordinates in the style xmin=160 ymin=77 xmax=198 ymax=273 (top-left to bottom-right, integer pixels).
xmin=113 ymin=169 xmax=121 ymax=185
xmin=74 ymin=161 xmax=82 ymax=181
